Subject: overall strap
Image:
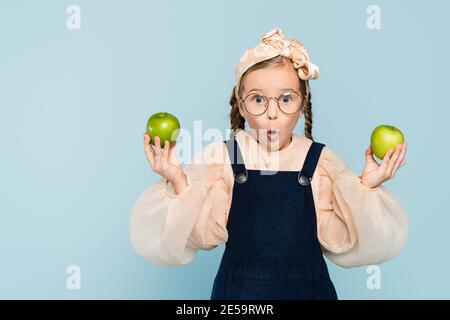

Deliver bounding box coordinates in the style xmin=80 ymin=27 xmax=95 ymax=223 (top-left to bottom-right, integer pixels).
xmin=297 ymin=141 xmax=326 ymax=186
xmin=223 ymin=138 xmax=248 ymax=184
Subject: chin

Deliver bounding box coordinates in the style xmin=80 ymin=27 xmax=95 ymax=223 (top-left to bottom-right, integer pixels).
xmin=270 ymin=139 xmax=284 ymax=151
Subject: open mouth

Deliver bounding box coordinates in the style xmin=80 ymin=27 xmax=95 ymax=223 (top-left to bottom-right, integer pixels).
xmin=267 ymin=129 xmax=279 ymax=141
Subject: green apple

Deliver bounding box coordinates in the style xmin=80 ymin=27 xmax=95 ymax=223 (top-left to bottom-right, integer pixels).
xmin=370 ymin=125 xmax=405 ymax=160
xmin=146 ymin=112 xmax=181 ymax=148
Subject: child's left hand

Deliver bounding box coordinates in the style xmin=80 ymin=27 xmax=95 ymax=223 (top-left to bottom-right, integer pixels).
xmin=360 ymin=143 xmax=407 ymax=189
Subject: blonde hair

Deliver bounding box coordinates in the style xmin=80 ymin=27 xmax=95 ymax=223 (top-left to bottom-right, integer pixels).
xmin=228 ymin=55 xmax=314 ymax=141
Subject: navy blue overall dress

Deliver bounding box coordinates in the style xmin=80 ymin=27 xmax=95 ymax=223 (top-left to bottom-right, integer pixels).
xmin=210 ymin=136 xmax=338 ymax=300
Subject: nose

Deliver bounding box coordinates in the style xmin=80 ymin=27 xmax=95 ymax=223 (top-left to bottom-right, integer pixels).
xmin=267 ymin=97 xmax=278 ymax=120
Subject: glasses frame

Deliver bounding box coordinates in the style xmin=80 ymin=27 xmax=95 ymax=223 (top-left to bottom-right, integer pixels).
xmin=239 ymin=90 xmax=305 ymax=116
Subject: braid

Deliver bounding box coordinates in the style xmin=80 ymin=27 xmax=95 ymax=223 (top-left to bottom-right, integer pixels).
xmin=229 ymin=86 xmax=245 ymax=136
xmin=303 ymin=81 xmax=314 ymax=141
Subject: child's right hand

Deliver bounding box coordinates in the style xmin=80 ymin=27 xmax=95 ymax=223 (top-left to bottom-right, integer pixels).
xmin=143 ymin=133 xmax=186 ymax=189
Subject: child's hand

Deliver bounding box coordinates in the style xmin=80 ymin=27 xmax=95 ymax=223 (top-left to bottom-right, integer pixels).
xmin=143 ymin=133 xmax=186 ymax=186
xmin=360 ymin=143 xmax=407 ymax=189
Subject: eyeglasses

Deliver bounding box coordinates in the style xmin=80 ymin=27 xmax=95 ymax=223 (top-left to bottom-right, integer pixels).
xmin=240 ymin=91 xmax=304 ymax=116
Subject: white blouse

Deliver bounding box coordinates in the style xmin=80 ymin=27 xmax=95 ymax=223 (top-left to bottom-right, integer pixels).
xmin=129 ymin=129 xmax=410 ymax=268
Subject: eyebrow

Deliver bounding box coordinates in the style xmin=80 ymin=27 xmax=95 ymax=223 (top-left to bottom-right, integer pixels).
xmin=247 ymin=88 xmax=297 ymax=94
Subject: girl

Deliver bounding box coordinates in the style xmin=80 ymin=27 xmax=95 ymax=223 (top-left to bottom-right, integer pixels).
xmin=130 ymin=28 xmax=410 ymax=300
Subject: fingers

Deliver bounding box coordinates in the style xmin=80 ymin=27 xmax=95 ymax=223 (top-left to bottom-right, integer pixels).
xmin=386 ymin=144 xmax=402 ymax=176
xmin=162 ymin=140 xmax=170 ymax=164
xmin=394 ymin=144 xmax=406 ymax=168
xmin=392 ymin=143 xmax=407 ymax=176
xmin=144 ymin=134 xmax=173 ymax=172
xmin=154 ymin=136 xmax=162 ymax=167
xmin=380 ymin=148 xmax=394 ymax=173
xmin=143 ymin=133 xmax=155 ymax=168
xmin=383 ymin=143 xmax=407 ymax=179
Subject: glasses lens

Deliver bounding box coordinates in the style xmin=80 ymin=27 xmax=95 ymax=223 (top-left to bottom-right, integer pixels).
xmin=244 ymin=94 xmax=267 ymax=115
xmin=278 ymin=92 xmax=302 ymax=113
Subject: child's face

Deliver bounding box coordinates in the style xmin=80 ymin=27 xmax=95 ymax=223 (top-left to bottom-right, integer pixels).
xmin=239 ymin=63 xmax=303 ymax=152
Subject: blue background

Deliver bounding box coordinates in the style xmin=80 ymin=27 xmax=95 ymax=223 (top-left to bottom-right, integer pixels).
xmin=1 ymin=0 xmax=448 ymax=299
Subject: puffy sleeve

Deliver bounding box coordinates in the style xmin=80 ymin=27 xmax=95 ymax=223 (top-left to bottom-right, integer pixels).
xmin=129 ymin=141 xmax=233 ymax=266
xmin=315 ymin=146 xmax=411 ymax=268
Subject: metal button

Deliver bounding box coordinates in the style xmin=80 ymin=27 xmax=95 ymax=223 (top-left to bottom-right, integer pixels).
xmin=235 ymin=172 xmax=248 ymax=184
xmin=298 ymin=174 xmax=311 ymax=186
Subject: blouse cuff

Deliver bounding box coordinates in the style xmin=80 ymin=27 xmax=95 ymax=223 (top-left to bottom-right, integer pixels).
xmin=356 ymin=175 xmax=381 ymax=192
xmin=164 ymin=171 xmax=192 ymax=199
